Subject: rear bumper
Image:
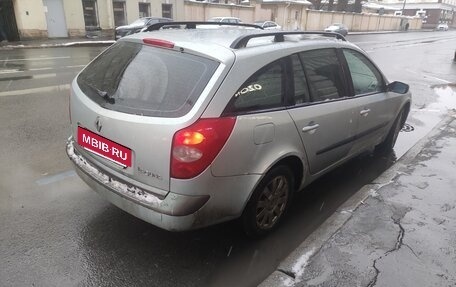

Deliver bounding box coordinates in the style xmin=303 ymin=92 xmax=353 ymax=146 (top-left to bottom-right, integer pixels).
xmin=66 ymin=138 xmax=210 ymax=231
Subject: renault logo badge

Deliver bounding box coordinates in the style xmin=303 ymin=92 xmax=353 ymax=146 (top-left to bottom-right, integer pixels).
xmin=95 ymin=116 xmax=102 ymax=133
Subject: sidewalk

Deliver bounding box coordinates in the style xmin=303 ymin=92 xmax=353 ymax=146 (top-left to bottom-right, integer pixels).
xmin=261 ymin=113 xmax=456 ymax=287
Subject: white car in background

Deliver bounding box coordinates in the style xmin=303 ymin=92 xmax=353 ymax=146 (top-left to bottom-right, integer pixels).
xmin=254 ymin=20 xmax=281 ymax=30
xmin=208 ymin=17 xmax=242 ymax=23
xmin=437 ymin=23 xmax=449 ymax=31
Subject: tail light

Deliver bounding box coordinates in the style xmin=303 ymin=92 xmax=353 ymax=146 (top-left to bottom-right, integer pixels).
xmin=171 ymin=117 xmax=236 ymax=179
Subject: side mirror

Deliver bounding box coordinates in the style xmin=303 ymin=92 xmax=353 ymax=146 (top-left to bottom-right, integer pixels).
xmin=387 ymin=81 xmax=409 ymax=94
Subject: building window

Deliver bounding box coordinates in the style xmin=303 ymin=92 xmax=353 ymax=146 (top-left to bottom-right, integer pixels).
xmin=162 ymin=4 xmax=172 ymax=19
xmin=113 ymin=1 xmax=127 ymax=27
xmin=139 ymin=3 xmax=150 ymax=18
xmin=82 ymin=0 xmax=99 ymax=28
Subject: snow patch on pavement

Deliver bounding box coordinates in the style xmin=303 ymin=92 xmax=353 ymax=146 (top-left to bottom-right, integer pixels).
xmin=282 ymin=248 xmax=316 ymax=286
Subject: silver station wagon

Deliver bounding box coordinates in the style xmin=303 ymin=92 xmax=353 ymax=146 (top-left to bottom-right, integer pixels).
xmin=67 ymin=22 xmax=411 ymax=236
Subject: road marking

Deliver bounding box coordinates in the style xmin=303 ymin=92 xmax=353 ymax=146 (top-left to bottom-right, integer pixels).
xmin=65 ymin=65 xmax=86 ymax=68
xmin=0 ymin=65 xmax=85 ymax=75
xmin=36 ymin=170 xmax=76 ymax=186
xmin=0 ymin=84 xmax=70 ymax=97
xmin=411 ymin=108 xmax=441 ymax=113
xmin=423 ymin=75 xmax=451 ymax=83
xmin=0 ymin=56 xmax=71 ymax=62
xmin=0 ymin=69 xmax=20 ymax=74
xmin=29 ymin=67 xmax=53 ymax=71
xmin=405 ymin=69 xmax=452 ymax=84
xmin=32 ymin=73 xmax=57 ymax=79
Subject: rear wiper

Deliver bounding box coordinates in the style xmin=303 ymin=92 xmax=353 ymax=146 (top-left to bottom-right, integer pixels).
xmin=86 ymin=83 xmax=115 ymax=104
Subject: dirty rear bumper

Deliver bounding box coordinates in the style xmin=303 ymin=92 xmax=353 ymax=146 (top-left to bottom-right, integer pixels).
xmin=66 ymin=138 xmax=210 ymax=231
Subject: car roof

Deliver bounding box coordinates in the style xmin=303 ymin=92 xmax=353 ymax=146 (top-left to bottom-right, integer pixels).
xmin=124 ymin=28 xmax=357 ymax=63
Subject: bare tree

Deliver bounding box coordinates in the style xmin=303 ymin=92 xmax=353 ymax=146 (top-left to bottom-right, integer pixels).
xmin=353 ymin=0 xmax=362 ymax=13
xmin=336 ymin=0 xmax=348 ymax=11
xmin=309 ymin=0 xmax=323 ymax=10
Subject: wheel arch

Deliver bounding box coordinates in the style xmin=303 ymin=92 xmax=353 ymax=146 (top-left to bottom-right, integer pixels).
xmin=400 ymin=101 xmax=411 ymax=127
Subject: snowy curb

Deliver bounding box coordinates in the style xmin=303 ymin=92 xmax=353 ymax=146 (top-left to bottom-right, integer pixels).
xmin=259 ymin=114 xmax=454 ymax=287
xmin=0 ymin=40 xmax=115 ymax=50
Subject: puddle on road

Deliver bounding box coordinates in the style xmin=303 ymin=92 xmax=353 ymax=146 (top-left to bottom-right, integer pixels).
xmin=429 ymin=84 xmax=456 ymax=112
xmin=395 ymin=84 xmax=456 ymax=159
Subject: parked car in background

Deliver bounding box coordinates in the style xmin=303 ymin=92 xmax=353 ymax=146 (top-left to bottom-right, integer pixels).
xmin=254 ymin=20 xmax=281 ymax=30
xmin=208 ymin=17 xmax=242 ymax=23
xmin=68 ymin=23 xmax=411 ymax=237
xmin=437 ymin=23 xmax=449 ymax=31
xmin=324 ymin=23 xmax=348 ymax=36
xmin=115 ymin=17 xmax=173 ymax=40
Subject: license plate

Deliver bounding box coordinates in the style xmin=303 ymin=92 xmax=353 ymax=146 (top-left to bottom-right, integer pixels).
xmin=77 ymin=126 xmax=132 ymax=167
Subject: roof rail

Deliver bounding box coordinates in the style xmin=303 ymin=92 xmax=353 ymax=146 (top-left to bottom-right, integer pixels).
xmin=145 ymin=21 xmax=263 ymax=32
xmin=230 ymin=31 xmax=346 ymax=49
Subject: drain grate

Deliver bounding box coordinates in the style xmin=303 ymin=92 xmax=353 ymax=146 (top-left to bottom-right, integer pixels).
xmin=401 ymin=123 xmax=414 ymax=132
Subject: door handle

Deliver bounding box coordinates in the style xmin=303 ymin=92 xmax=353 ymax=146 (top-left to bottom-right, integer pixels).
xmin=302 ymin=123 xmax=320 ymax=133
xmin=360 ymin=109 xmax=371 ymax=116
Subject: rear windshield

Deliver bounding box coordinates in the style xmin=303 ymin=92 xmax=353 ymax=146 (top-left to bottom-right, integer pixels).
xmin=77 ymin=41 xmax=219 ymax=118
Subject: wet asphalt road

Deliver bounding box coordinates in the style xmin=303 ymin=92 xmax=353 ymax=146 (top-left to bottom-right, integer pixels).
xmin=1 ymin=31 xmax=455 ymax=287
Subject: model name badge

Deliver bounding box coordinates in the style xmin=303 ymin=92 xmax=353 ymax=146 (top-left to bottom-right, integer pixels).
xmin=138 ymin=166 xmax=162 ymax=180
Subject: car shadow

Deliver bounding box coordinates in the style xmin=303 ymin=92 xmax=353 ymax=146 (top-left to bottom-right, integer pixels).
xmin=79 ymin=150 xmax=397 ymax=287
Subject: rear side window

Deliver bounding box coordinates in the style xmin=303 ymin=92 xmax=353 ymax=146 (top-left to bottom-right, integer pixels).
xmin=77 ymin=41 xmax=218 ymax=118
xmin=299 ymin=49 xmax=345 ymax=102
xmin=225 ymin=59 xmax=284 ymax=114
xmin=290 ymin=54 xmax=310 ymax=105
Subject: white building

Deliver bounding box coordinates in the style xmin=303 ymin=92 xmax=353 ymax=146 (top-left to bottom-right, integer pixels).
xmin=363 ymin=0 xmax=455 ymax=28
xmin=0 ymin=0 xmax=184 ymax=41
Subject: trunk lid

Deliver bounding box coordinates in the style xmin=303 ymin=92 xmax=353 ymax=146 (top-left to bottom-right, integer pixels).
xmin=70 ymin=40 xmax=219 ymax=193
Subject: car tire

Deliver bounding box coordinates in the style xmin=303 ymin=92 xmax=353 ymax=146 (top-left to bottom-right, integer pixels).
xmin=376 ymin=109 xmax=405 ymax=153
xmin=242 ymin=165 xmax=294 ymax=237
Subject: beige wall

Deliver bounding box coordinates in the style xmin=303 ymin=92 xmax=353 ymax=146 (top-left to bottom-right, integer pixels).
xmin=63 ymin=0 xmax=85 ymax=37
xmin=184 ymin=1 xmax=422 ymax=32
xmin=184 ymin=1 xmax=255 ymax=22
xmin=14 ymin=0 xmax=47 ymax=39
xmin=12 ymin=0 xmax=423 ymax=40
xmin=121 ymin=0 xmax=184 ymax=24
xmin=302 ymin=10 xmax=422 ymax=31
xmin=126 ymin=0 xmax=140 ymax=23
xmin=98 ymin=0 xmax=114 ymax=29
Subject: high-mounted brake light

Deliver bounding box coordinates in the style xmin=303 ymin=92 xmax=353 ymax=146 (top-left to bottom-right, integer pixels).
xmin=143 ymin=38 xmax=175 ymax=49
xmin=171 ymin=118 xmax=236 ymax=179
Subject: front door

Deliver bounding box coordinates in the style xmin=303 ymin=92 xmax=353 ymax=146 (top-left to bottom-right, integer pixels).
xmin=341 ymin=49 xmax=390 ymax=150
xmin=43 ymin=0 xmax=68 ymax=38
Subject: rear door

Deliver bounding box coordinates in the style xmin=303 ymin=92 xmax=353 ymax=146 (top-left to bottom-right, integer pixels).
xmin=71 ymin=41 xmax=219 ymax=192
xmin=287 ymin=49 xmax=358 ymax=174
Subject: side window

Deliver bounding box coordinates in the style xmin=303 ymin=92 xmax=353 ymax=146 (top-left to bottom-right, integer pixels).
xmin=226 ymin=59 xmax=284 ymax=113
xmin=290 ymin=54 xmax=310 ymax=105
xmin=343 ymin=49 xmax=384 ymax=95
xmin=299 ymin=49 xmax=345 ymax=102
